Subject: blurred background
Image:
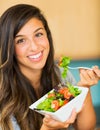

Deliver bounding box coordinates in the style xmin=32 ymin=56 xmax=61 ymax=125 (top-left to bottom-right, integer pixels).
xmin=0 ymin=0 xmax=100 ymax=128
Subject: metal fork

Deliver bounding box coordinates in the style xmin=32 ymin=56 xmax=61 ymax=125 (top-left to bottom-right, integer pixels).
xmin=68 ymin=66 xmax=92 ymax=70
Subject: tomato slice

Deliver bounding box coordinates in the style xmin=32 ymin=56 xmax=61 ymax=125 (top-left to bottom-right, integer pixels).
xmin=64 ymin=90 xmax=72 ymax=99
xmin=51 ymin=100 xmax=60 ymax=111
xmin=58 ymin=87 xmax=68 ymax=94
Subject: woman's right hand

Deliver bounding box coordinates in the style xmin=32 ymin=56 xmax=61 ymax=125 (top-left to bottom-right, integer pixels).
xmin=77 ymin=65 xmax=100 ymax=88
xmin=40 ymin=108 xmax=77 ymax=130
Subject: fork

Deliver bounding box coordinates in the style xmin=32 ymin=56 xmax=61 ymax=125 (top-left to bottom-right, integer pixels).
xmin=68 ymin=66 xmax=93 ymax=70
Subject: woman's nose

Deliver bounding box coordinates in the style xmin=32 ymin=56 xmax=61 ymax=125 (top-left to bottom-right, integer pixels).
xmin=29 ymin=39 xmax=38 ymax=50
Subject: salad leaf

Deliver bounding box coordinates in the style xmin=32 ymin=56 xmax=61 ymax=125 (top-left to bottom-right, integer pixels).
xmin=59 ymin=56 xmax=71 ymax=79
xmin=67 ymin=83 xmax=82 ymax=97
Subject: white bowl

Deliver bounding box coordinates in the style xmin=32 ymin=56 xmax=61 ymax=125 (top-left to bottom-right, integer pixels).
xmin=29 ymin=86 xmax=88 ymax=122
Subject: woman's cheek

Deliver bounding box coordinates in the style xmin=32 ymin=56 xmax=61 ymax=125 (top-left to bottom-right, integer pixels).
xmin=15 ymin=45 xmax=27 ymax=56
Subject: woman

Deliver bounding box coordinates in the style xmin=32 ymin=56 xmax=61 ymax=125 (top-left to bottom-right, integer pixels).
xmin=0 ymin=4 xmax=100 ymax=130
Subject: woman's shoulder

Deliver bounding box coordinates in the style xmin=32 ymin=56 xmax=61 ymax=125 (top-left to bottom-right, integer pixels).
xmin=0 ymin=116 xmax=20 ymax=130
xmin=11 ymin=116 xmax=20 ymax=130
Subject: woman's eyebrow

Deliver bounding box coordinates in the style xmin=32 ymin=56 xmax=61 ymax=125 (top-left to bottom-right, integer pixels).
xmin=34 ymin=27 xmax=44 ymax=33
xmin=15 ymin=35 xmax=23 ymax=38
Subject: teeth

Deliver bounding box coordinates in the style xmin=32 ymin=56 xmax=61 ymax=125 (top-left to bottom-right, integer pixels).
xmin=29 ymin=52 xmax=41 ymax=59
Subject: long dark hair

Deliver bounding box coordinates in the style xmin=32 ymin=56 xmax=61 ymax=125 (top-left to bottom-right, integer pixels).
xmin=0 ymin=4 xmax=60 ymax=130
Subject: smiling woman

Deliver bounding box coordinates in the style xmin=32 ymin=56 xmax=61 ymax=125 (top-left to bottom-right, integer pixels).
xmin=0 ymin=3 xmax=100 ymax=130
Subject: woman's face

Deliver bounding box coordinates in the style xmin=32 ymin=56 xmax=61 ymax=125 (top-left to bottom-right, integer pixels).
xmin=14 ymin=18 xmax=50 ymax=72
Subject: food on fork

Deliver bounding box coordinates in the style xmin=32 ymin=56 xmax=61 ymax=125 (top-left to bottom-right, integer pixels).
xmin=58 ymin=56 xmax=71 ymax=79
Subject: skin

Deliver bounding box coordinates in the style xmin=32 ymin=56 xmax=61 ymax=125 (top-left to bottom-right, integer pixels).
xmin=14 ymin=18 xmax=100 ymax=130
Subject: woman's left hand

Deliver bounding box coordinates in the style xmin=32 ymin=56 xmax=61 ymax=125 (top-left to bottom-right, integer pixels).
xmin=42 ymin=108 xmax=77 ymax=130
xmin=77 ymin=66 xmax=100 ymax=87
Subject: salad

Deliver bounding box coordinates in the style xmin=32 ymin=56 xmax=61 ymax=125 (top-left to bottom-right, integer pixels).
xmin=35 ymin=56 xmax=81 ymax=112
xmin=36 ymin=83 xmax=81 ymax=112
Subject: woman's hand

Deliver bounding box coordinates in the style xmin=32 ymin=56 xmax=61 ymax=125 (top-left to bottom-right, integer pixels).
xmin=77 ymin=66 xmax=100 ymax=87
xmin=41 ymin=109 xmax=77 ymax=130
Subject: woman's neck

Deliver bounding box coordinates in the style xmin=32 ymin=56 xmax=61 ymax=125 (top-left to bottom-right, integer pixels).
xmin=20 ymin=67 xmax=42 ymax=89
xmin=23 ymin=68 xmax=42 ymax=98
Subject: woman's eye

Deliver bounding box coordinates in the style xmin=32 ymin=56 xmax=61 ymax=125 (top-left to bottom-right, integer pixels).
xmin=16 ymin=39 xmax=25 ymax=44
xmin=35 ymin=33 xmax=43 ymax=37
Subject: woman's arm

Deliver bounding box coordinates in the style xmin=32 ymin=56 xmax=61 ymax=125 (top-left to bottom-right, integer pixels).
xmin=73 ymin=67 xmax=100 ymax=130
xmin=73 ymin=90 xmax=96 ymax=130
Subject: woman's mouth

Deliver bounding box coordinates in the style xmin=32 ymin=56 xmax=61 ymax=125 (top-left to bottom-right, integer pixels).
xmin=28 ymin=51 xmax=43 ymax=61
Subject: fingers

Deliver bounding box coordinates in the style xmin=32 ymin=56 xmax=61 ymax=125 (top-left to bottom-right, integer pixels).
xmin=43 ymin=114 xmax=62 ymax=129
xmin=92 ymin=66 xmax=100 ymax=78
xmin=80 ymin=69 xmax=94 ymax=80
xmin=78 ymin=66 xmax=100 ymax=87
xmin=43 ymin=108 xmax=77 ymax=129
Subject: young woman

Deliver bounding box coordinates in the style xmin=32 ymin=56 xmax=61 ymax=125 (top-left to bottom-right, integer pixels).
xmin=0 ymin=4 xmax=100 ymax=130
